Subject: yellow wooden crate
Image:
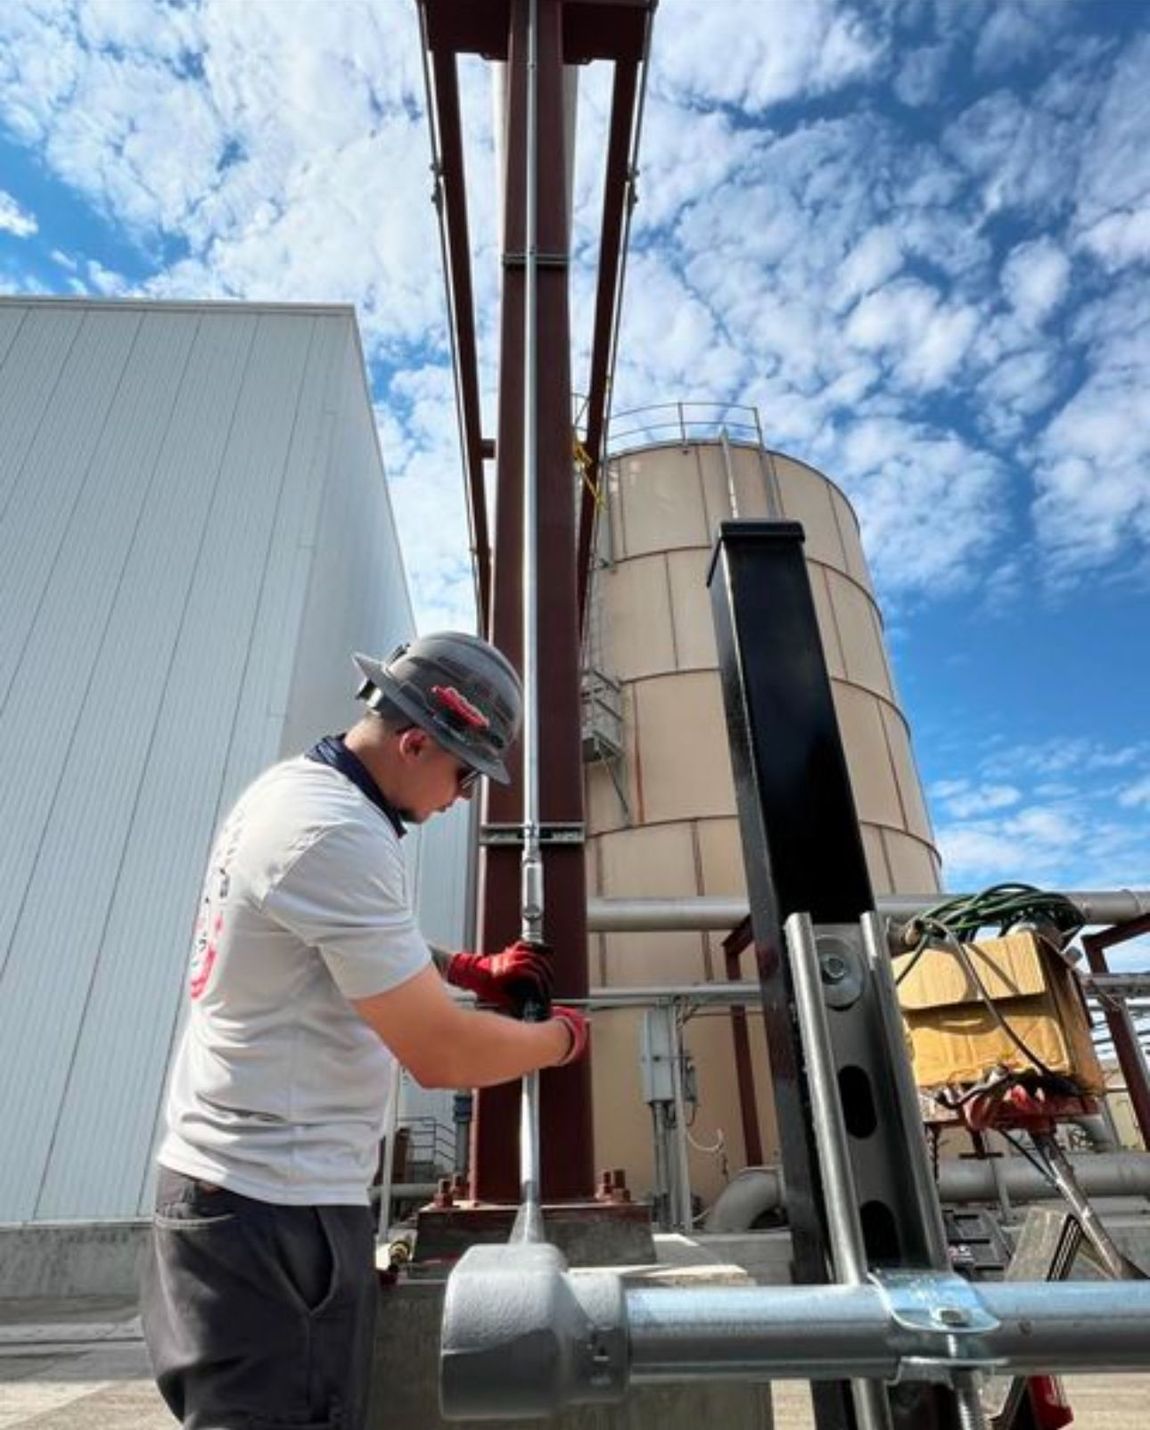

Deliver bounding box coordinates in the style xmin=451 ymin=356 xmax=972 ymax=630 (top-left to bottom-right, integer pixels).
xmin=892 ymin=931 xmax=1103 ymax=1093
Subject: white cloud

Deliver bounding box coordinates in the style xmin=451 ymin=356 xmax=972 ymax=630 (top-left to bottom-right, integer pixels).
xmin=652 ymin=0 xmax=884 ymax=113
xmin=1030 ymin=280 xmax=1150 ymax=575
xmin=1118 ymin=775 xmax=1150 ymax=810
xmin=933 ymin=735 xmax=1150 ymax=890
xmin=845 ymin=278 xmax=978 ymax=390
xmin=0 ymin=189 xmax=37 ymax=237
xmin=972 ymin=0 xmax=1064 ymax=77
xmin=832 ymin=224 xmax=905 ymax=310
xmin=831 ymin=416 xmax=1006 ymax=596
xmin=934 ymin=782 xmax=1022 ymax=819
xmin=1073 ymin=34 xmax=1150 ymax=271
xmin=893 ymin=43 xmax=948 ymax=108
xmin=942 ymin=82 xmax=1085 ymax=221
xmin=1001 ymin=238 xmax=1070 ymax=327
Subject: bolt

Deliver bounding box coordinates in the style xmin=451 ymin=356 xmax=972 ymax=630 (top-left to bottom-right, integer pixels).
xmin=820 ymin=954 xmax=849 ymax=984
xmin=933 ymin=1305 xmax=970 ymax=1328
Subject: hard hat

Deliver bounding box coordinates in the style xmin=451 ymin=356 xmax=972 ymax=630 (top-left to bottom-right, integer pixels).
xmin=353 ymin=632 xmax=522 ymax=784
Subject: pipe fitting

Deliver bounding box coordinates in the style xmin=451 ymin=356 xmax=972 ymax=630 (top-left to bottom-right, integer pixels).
xmin=440 ymin=1243 xmax=628 ymax=1420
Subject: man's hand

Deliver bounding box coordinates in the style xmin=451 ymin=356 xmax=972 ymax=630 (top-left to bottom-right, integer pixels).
xmin=445 ymin=939 xmax=554 ymax=1014
xmin=549 ymin=1006 xmax=590 ymax=1066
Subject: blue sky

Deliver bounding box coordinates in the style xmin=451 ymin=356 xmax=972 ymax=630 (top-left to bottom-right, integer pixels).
xmin=0 ymin=0 xmax=1147 ymax=930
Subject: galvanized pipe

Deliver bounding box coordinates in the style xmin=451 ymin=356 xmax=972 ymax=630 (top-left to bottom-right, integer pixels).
xmin=519 ymin=0 xmax=543 ymax=947
xmin=626 ymin=1283 xmax=898 ymax=1381
xmin=624 ymin=1280 xmax=1150 ymax=1383
xmin=579 ymin=978 xmax=1146 ymax=1010
xmin=375 ymin=1066 xmax=402 ymax=1244
xmin=705 ymin=1152 xmax=1150 ymax=1230
xmin=513 ymin=0 xmax=544 ymax=1247
xmin=669 ymin=1010 xmax=694 ymax=1233
xmin=586 ymin=892 xmax=1150 ymax=933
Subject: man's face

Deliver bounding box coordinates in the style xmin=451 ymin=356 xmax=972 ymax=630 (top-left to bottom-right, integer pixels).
xmin=396 ymin=728 xmax=478 ymax=823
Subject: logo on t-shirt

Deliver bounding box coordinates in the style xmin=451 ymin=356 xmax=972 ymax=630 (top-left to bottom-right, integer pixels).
xmin=188 ymin=813 xmax=243 ymax=999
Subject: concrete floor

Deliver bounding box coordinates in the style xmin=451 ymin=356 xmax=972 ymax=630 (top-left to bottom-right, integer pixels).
xmin=0 ymin=1302 xmax=1147 ymax=1430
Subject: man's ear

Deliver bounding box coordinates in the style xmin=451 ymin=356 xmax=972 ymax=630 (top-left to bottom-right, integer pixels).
xmin=398 ymin=727 xmax=428 ymax=760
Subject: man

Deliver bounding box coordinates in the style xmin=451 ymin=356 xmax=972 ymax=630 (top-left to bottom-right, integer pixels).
xmin=142 ymin=631 xmax=589 ymax=1430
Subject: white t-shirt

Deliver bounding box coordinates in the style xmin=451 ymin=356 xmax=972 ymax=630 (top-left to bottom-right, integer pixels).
xmin=158 ymin=756 xmax=431 ymax=1205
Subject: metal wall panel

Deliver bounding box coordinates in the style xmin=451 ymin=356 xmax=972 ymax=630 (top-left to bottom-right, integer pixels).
xmin=0 ymin=300 xmax=470 ymax=1222
xmin=35 ymin=311 xmax=320 ymax=1218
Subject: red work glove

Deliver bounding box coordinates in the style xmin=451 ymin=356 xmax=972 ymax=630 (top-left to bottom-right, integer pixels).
xmin=550 ymin=1006 xmax=590 ymax=1066
xmin=446 ymin=939 xmax=554 ymax=1014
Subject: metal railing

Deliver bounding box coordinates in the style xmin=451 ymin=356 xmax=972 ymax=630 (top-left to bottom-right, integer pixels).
xmin=398 ymin=1115 xmax=455 ymax=1182
xmin=580 ymin=666 xmax=624 ymax=762
xmin=605 ymin=399 xmax=767 ymax=456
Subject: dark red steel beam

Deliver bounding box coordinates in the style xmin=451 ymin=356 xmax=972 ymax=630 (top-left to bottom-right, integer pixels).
xmin=724 ymin=918 xmax=764 ymax=1167
xmin=423 ymin=0 xmax=650 ymax=63
xmin=563 ymin=0 xmax=650 ymax=63
xmin=575 ymin=54 xmax=639 ymax=629
xmin=426 ymin=44 xmax=492 ymax=629
xmin=1083 ymin=913 xmax=1150 ymax=1151
xmin=473 ymin=0 xmax=594 ymax=1202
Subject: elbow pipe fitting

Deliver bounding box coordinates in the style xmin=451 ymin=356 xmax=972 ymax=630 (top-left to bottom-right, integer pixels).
xmin=440 ymin=1242 xmax=628 ymax=1421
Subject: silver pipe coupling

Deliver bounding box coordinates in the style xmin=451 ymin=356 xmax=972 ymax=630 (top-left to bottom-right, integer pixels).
xmin=439 ymin=1243 xmax=628 ymax=1421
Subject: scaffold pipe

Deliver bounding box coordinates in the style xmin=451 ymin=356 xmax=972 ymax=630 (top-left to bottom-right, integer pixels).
xmin=586 ymin=891 xmax=1150 ymax=932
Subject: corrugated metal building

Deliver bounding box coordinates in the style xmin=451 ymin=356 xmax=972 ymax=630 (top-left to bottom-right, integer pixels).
xmin=0 ymin=297 xmax=468 ymax=1223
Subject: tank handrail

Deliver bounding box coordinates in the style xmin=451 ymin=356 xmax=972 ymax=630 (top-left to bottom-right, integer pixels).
xmin=603 ymin=398 xmax=767 ymax=457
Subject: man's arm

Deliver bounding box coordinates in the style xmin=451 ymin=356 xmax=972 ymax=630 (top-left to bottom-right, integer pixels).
xmin=353 ymin=965 xmax=574 ymax=1089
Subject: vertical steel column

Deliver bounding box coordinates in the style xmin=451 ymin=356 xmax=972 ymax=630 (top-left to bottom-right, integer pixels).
xmin=707 ymin=521 xmax=963 ymax=1430
xmin=1083 ymin=914 xmax=1150 ymax=1150
xmin=724 ymin=920 xmax=765 ymax=1167
xmin=474 ymin=0 xmax=593 ymax=1203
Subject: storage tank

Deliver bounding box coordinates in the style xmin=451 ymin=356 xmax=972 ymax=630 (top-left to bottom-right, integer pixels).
xmin=581 ymin=408 xmax=940 ymax=1211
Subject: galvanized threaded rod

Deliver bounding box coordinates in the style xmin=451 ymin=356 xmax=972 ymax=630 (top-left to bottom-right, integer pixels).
xmin=513 ymin=0 xmax=544 ymax=1246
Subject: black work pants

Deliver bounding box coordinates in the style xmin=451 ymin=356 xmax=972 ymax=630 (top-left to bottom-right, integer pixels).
xmin=141 ymin=1168 xmax=377 ymax=1430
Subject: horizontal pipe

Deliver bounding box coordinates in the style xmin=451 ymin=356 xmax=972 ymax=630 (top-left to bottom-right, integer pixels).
xmin=582 ymin=982 xmax=760 ymax=1008
xmin=587 ymin=892 xmax=1150 ymax=933
xmin=706 ymin=1154 xmax=1150 ymax=1230
xmin=626 ymin=1279 xmax=1150 ymax=1382
xmin=627 ymin=1283 xmax=895 ymax=1381
xmin=940 ymin=1151 xmax=1150 ymax=1203
xmin=579 ymin=979 xmax=1146 ymax=1011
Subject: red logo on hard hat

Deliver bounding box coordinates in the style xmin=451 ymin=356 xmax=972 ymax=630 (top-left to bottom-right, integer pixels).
xmin=431 ymin=685 xmax=490 ymax=730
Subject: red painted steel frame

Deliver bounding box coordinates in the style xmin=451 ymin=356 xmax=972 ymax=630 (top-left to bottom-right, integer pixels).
xmin=724 ymin=917 xmax=765 ymax=1168
xmin=419 ymin=0 xmax=654 ymax=1201
xmin=1082 ymin=912 xmax=1150 ymax=1150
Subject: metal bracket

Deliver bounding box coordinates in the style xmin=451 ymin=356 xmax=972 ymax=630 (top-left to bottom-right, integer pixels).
xmin=872 ymin=1270 xmax=1002 ymax=1384
xmin=815 ymin=926 xmax=865 ymax=1010
xmin=503 ymin=251 xmax=570 ymax=268
xmin=480 ymin=822 xmax=585 ymax=847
